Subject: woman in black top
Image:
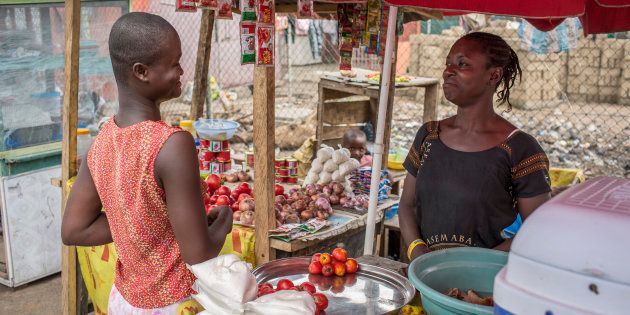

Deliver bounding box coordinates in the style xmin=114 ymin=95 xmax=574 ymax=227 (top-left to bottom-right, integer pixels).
xmin=400 ymin=32 xmax=551 ymax=261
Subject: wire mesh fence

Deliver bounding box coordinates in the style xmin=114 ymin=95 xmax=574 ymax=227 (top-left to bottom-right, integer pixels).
xmin=2 ymin=2 xmax=628 ymax=177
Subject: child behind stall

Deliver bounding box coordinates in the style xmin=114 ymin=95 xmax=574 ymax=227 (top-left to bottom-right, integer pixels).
xmin=61 ymin=12 xmax=232 ymax=313
xmin=342 ymin=128 xmax=373 ymax=167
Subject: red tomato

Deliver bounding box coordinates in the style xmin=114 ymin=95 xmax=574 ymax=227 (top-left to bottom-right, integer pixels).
xmin=209 ymin=194 xmax=219 ymax=205
xmin=308 ymin=261 xmax=323 ymax=274
xmin=319 ymin=253 xmax=332 ymax=265
xmin=312 ymin=293 xmax=329 ymax=311
xmin=237 ymin=182 xmax=252 ymax=194
xmin=257 ymin=287 xmax=275 ymax=297
xmin=205 ymin=204 xmax=217 ymax=216
xmin=333 ymin=262 xmax=346 ymax=277
xmin=231 ymin=202 xmax=240 ymax=212
xmin=332 ymin=248 xmax=348 ymax=263
xmin=205 ymin=174 xmax=222 ymax=191
xmin=203 ymin=193 xmax=212 ymax=205
xmin=215 ymin=185 xmax=231 ymax=196
xmin=276 ymin=279 xmax=294 ymax=290
xmin=299 ymin=282 xmax=316 ymax=294
xmin=274 ymin=184 xmax=284 ymax=196
xmin=258 ymin=283 xmax=273 ymax=291
xmin=344 ymin=258 xmax=359 ymax=274
xmin=311 ymin=253 xmax=322 ymax=264
xmin=321 ymin=264 xmax=334 ymax=277
xmin=216 ymin=195 xmax=231 ymax=206
xmin=231 ymin=190 xmax=241 ymax=201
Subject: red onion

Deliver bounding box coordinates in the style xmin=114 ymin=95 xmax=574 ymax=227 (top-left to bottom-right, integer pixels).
xmin=239 ymin=198 xmax=255 ymax=212
xmin=275 ymin=195 xmax=287 ymax=204
xmin=315 ymin=197 xmax=332 ymax=211
xmin=240 ymin=210 xmax=255 ymax=225
xmin=282 ymin=204 xmax=293 ymax=213
xmin=233 ymin=211 xmax=242 ymax=221
xmin=332 ymin=182 xmax=344 ymax=195
xmin=322 ymin=186 xmax=333 ymax=195
xmin=292 ymin=200 xmax=306 ymax=211
xmin=300 ymin=210 xmax=314 ymax=221
xmin=329 ymin=195 xmax=340 ymax=205
xmin=285 ymin=214 xmax=300 ymax=224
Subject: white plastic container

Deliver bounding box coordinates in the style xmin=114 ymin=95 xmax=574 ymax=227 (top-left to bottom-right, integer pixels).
xmin=494 ymin=176 xmax=630 ymax=315
xmin=76 ymin=128 xmax=93 ymax=165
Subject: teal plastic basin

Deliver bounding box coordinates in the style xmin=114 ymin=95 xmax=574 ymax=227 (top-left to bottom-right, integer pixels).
xmin=408 ymin=247 xmax=508 ymax=315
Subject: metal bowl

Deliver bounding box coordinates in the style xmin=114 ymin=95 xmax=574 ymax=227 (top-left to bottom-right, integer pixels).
xmin=253 ymin=257 xmax=415 ymax=315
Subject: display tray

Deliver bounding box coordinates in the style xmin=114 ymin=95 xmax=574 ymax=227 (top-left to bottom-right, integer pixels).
xmin=253 ymin=257 xmax=415 ymax=315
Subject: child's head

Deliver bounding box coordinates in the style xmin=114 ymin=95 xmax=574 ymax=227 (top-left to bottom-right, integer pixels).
xmin=109 ymin=12 xmax=183 ymax=102
xmin=342 ymin=128 xmax=368 ymax=160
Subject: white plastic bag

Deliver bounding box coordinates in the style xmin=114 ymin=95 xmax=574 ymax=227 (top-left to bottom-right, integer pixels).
xmin=332 ymin=147 xmax=351 ymax=164
xmin=323 ymin=159 xmax=338 ymax=173
xmin=243 ymin=290 xmax=316 ymax=315
xmin=310 ymin=158 xmax=323 ymax=173
xmin=318 ymin=172 xmax=332 ymax=185
xmin=339 ymin=158 xmax=360 ymax=176
xmin=316 ymin=145 xmax=334 ymax=161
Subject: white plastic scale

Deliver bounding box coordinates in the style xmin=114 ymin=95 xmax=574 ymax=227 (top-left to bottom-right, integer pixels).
xmin=494 ymin=176 xmax=630 ymax=315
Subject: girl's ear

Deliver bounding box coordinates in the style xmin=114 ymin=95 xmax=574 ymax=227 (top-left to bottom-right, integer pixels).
xmin=489 ymin=66 xmax=503 ymax=87
xmin=132 ymin=63 xmax=150 ymax=83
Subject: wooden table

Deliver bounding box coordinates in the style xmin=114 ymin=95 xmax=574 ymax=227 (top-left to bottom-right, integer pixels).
xmin=316 ymin=69 xmax=440 ymax=155
xmin=270 ymin=196 xmax=400 ymax=257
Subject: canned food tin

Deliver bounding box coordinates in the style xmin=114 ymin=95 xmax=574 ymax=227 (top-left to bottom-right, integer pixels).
xmin=277 ymin=168 xmax=289 ymax=177
xmin=201 ymin=160 xmax=210 ymax=171
xmin=203 ymin=151 xmax=215 ymax=161
xmin=210 ymin=162 xmax=222 ymax=174
xmin=286 ymin=176 xmax=298 ymax=184
xmin=209 ymin=140 xmax=226 ymax=152
xmin=275 ymin=158 xmax=286 ymax=168
xmin=216 ymin=150 xmax=231 ymax=162
xmin=200 ymin=139 xmax=211 ymax=148
xmin=223 ymin=160 xmax=232 ymax=172
xmin=287 ymin=168 xmax=298 ymax=176
xmin=286 ymin=158 xmax=298 ymax=168
xmin=275 ymin=176 xmax=284 ymax=183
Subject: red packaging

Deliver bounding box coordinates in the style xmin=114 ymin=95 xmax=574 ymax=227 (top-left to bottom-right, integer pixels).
xmin=216 ymin=151 xmax=231 ymax=162
xmin=247 ymin=150 xmax=255 ymax=166
xmin=275 ymin=158 xmax=286 ymax=168
xmin=203 ymin=151 xmax=216 ymax=161
xmin=288 ymin=168 xmax=298 ymax=176
xmin=285 ymin=158 xmax=298 ymax=168
xmin=199 ymin=0 xmax=218 ymax=9
xmin=200 ymin=139 xmax=211 ymax=148
xmin=297 ymin=0 xmax=314 ymax=18
xmin=287 ymin=176 xmax=298 ymax=184
xmin=257 ymin=0 xmax=274 ymax=24
xmin=277 ymin=168 xmax=289 ymax=177
xmin=201 ymin=160 xmax=210 ymax=171
xmin=216 ymin=0 xmax=233 ymax=19
xmin=176 ymin=0 xmax=198 ymax=12
xmin=256 ymin=25 xmax=275 ymax=66
xmin=240 ymin=0 xmax=257 ymax=21
xmin=275 ymin=176 xmax=284 ymax=183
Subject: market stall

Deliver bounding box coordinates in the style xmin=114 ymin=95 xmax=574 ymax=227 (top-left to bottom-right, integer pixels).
xmin=58 ymin=0 xmax=436 ymax=314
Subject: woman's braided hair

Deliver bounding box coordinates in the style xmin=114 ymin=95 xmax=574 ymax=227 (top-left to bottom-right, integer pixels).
xmin=462 ymin=32 xmax=522 ymax=111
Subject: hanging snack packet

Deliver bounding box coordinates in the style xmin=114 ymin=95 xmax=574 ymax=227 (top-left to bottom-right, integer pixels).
xmin=199 ymin=0 xmax=218 ymax=9
xmin=256 ymin=25 xmax=275 ymax=66
xmin=257 ymin=0 xmax=275 ymax=24
xmin=240 ymin=0 xmax=257 ymax=21
xmin=339 ymin=51 xmax=352 ymax=71
xmin=176 ymin=0 xmax=198 ymax=12
xmin=297 ymin=0 xmax=314 ymax=18
xmin=240 ymin=23 xmax=256 ymax=64
xmin=216 ymin=0 xmax=233 ymax=19
xmin=339 ymin=31 xmax=353 ymax=52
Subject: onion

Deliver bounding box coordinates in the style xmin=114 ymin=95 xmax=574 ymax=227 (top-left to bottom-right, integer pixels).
xmin=275 ymin=195 xmax=287 ymax=204
xmin=279 ymin=210 xmax=291 ymax=221
xmin=332 ymin=182 xmax=344 ymax=195
xmin=237 ymin=171 xmax=250 ymax=182
xmin=315 ymin=209 xmax=328 ymax=220
xmin=240 ymin=210 xmax=255 ymax=225
xmin=315 ymin=197 xmax=332 ymax=211
xmin=311 ymin=194 xmax=319 ymax=201
xmin=339 ymin=197 xmax=348 ymax=205
xmin=315 ymin=184 xmax=323 ymax=191
xmin=239 ymin=198 xmax=255 ymax=212
xmin=329 ymin=195 xmax=340 ymax=205
xmin=225 ymin=173 xmax=239 ymax=183
xmin=305 ymin=184 xmax=316 ymax=191
xmin=285 ymin=214 xmax=300 ymax=224
xmin=276 ymin=219 xmax=282 ymax=227
xmin=318 ymin=192 xmax=331 ymax=200
xmin=233 ymin=210 xmax=242 ymax=221
xmin=282 ymin=204 xmax=293 ymax=213
xmin=300 ymin=210 xmax=314 ymax=221
xmin=306 ymin=187 xmax=318 ymax=196
xmin=322 ymin=186 xmax=333 ymax=195
xmin=292 ymin=200 xmax=306 ymax=211
xmin=289 ymin=188 xmax=299 ymax=195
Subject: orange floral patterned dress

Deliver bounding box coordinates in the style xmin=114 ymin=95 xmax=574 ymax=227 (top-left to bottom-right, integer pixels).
xmin=88 ymin=118 xmax=198 ymax=310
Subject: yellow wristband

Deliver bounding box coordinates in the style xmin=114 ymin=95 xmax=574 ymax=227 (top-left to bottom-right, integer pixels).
xmin=407 ymin=239 xmax=427 ymax=260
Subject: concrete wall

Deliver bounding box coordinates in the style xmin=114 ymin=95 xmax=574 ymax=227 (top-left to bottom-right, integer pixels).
xmin=408 ymin=27 xmax=629 ymax=108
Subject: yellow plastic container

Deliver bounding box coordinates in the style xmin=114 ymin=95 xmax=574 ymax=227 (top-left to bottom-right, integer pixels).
xmin=179 ymin=120 xmax=197 ymax=138
xmin=387 ymin=148 xmax=408 ymax=170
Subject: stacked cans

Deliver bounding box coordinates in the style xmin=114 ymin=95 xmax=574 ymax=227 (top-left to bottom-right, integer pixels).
xmin=198 ymin=139 xmax=232 ymax=174
xmin=275 ymin=158 xmax=299 ymax=183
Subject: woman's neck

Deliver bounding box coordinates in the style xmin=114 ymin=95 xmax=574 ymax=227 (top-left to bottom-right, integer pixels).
xmin=453 ymin=101 xmax=497 ymax=132
xmin=115 ymin=88 xmax=162 ymax=127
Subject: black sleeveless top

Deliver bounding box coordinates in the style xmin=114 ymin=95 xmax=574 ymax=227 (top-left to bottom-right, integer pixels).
xmin=403 ymin=121 xmax=551 ymax=250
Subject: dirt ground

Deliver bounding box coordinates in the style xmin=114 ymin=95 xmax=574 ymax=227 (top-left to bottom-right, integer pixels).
xmin=0 ymin=274 xmax=61 ymax=314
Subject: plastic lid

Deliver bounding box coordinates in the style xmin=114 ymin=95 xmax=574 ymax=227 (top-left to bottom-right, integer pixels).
xmin=180 ymin=120 xmax=193 ymax=127
xmin=77 ymin=128 xmax=90 ymax=135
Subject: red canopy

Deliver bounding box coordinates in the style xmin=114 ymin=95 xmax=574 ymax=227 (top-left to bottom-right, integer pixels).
xmin=384 ymin=0 xmax=630 ymax=34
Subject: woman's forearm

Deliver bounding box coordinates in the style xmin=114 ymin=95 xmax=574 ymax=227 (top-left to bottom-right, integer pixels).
xmin=62 ymin=212 xmax=113 ymax=246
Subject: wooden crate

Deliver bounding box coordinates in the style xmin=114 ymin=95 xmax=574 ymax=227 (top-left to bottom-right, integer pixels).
xmin=320 ymin=97 xmax=374 ymax=148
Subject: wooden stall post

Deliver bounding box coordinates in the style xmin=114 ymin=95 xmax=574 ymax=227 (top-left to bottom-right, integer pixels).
xmin=380 ymin=35 xmax=399 ymax=167
xmin=423 ymin=83 xmax=438 ymax=123
xmin=61 ymin=0 xmax=81 ymax=314
xmin=253 ymin=66 xmax=276 ymax=265
xmin=190 ymin=10 xmax=215 ymax=120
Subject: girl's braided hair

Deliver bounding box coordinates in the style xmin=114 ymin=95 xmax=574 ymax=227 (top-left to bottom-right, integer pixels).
xmin=462 ymin=32 xmax=522 ymax=111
